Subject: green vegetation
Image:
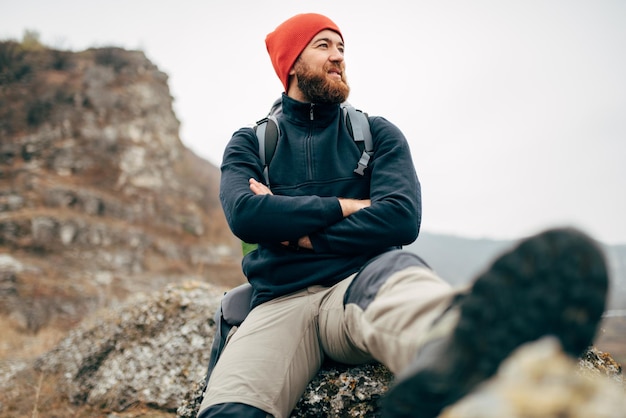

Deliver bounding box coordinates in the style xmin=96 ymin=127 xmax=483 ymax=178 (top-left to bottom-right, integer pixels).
xmin=20 ymin=29 xmax=44 ymax=51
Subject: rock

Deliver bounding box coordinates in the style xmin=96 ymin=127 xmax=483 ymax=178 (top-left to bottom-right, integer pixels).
xmin=178 ymin=362 xmax=393 ymax=418
xmin=35 ymin=281 xmax=224 ymax=412
xmin=579 ymin=346 xmax=624 ymax=386
xmin=291 ymin=362 xmax=392 ymax=417
xmin=34 ymin=281 xmax=624 ymax=417
xmin=440 ymin=337 xmax=626 ymax=418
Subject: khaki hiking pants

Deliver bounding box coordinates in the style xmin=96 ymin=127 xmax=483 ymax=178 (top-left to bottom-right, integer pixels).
xmin=199 ymin=252 xmax=455 ymax=418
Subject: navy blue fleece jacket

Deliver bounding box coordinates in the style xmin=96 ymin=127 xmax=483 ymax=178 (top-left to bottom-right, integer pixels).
xmin=219 ymin=94 xmax=421 ymax=307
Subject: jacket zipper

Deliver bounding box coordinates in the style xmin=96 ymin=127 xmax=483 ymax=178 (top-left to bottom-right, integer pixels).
xmin=307 ymin=104 xmax=315 ymax=178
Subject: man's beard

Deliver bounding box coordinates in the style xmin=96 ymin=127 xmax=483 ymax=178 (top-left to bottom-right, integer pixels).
xmin=293 ymin=60 xmax=350 ymax=104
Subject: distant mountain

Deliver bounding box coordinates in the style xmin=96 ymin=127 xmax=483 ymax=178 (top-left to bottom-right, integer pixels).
xmin=407 ymin=231 xmax=626 ymax=310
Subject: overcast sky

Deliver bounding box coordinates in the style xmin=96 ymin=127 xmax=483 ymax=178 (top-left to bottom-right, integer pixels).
xmin=2 ymin=0 xmax=625 ymax=245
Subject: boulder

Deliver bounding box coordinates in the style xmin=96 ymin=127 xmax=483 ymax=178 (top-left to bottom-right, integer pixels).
xmin=441 ymin=337 xmax=625 ymax=418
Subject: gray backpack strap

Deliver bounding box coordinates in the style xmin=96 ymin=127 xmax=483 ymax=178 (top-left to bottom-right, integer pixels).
xmin=254 ymin=98 xmax=282 ymax=186
xmin=254 ymin=116 xmax=279 ymax=186
xmin=343 ymin=104 xmax=373 ymax=175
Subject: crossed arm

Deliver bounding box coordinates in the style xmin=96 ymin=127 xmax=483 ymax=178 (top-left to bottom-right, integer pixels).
xmin=221 ymin=120 xmax=420 ymax=254
xmin=248 ymin=178 xmax=370 ymax=250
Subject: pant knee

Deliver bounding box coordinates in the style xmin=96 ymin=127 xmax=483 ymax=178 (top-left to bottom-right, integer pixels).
xmin=344 ymin=250 xmax=431 ymax=309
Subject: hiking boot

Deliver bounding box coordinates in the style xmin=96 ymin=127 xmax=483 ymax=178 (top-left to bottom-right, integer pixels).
xmin=381 ymin=227 xmax=609 ymax=418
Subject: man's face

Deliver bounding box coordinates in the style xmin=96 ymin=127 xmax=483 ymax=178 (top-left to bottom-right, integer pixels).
xmin=289 ymin=29 xmax=350 ymax=104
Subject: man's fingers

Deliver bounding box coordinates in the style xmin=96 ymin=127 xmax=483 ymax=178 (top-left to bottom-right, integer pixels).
xmin=249 ymin=178 xmax=273 ymax=195
xmin=338 ymin=198 xmax=371 ymax=217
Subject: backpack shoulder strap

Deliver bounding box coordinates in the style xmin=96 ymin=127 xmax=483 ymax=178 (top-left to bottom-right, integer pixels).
xmin=253 ymin=98 xmax=282 ymax=186
xmin=254 ymin=115 xmax=279 ymax=186
xmin=342 ymin=104 xmax=373 ymax=175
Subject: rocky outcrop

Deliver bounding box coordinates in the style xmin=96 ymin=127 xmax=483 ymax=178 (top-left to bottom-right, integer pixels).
xmin=441 ymin=337 xmax=625 ymax=418
xmin=0 ymin=42 xmax=243 ymax=332
xmin=31 ymin=281 xmax=624 ymax=418
xmin=34 ymin=281 xmax=224 ymax=412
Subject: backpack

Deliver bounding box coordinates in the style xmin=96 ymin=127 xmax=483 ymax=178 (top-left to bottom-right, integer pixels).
xmin=202 ymin=100 xmax=375 ymax=386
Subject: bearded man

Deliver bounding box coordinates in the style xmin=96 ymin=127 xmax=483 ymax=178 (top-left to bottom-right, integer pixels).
xmin=196 ymin=13 xmax=608 ymax=418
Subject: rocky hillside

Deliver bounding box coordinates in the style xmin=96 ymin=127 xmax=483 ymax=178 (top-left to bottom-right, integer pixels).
xmin=0 ymin=41 xmax=244 ymax=334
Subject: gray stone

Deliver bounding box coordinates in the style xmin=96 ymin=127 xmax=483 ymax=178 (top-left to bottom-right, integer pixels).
xmin=441 ymin=337 xmax=626 ymax=418
xmin=35 ymin=281 xmax=223 ymax=412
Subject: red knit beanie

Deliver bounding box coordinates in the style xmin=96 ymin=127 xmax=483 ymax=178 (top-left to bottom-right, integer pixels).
xmin=265 ymin=13 xmax=343 ymax=92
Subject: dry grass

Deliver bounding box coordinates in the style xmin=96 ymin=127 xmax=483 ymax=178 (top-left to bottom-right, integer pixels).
xmin=0 ymin=316 xmax=66 ymax=360
xmin=0 ymin=368 xmax=172 ymax=418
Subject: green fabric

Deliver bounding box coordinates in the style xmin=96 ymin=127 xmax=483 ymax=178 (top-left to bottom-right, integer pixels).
xmin=242 ymin=241 xmax=258 ymax=256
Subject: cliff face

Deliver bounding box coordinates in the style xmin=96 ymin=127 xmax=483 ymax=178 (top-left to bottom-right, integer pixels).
xmin=0 ymin=42 xmax=243 ymax=332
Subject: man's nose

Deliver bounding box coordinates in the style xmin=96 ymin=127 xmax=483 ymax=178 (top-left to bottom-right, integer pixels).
xmin=329 ymin=48 xmax=344 ymax=62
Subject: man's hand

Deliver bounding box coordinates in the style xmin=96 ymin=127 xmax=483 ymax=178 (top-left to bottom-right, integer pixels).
xmin=249 ymin=178 xmax=273 ymax=195
xmin=296 ymin=236 xmax=313 ymax=250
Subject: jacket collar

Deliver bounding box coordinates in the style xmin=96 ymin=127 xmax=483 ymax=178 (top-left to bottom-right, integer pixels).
xmin=281 ymin=93 xmax=340 ymax=126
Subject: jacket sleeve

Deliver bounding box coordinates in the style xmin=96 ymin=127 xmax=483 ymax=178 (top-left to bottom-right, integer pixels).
xmin=219 ymin=127 xmax=344 ymax=244
xmin=308 ymin=117 xmax=422 ymax=254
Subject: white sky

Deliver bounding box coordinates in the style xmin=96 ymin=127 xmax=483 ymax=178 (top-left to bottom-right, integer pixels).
xmin=2 ymin=0 xmax=625 ymax=245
